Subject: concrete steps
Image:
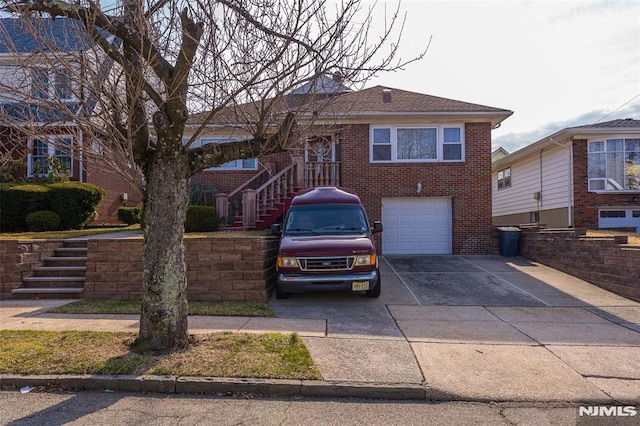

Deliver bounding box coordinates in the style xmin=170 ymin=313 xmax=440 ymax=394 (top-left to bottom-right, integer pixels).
xmin=13 ymin=239 xmax=87 ymax=299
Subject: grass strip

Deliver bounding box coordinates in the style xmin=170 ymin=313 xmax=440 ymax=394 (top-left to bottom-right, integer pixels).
xmin=48 ymin=299 xmax=276 ymax=317
xmin=0 ymin=330 xmax=319 ymax=380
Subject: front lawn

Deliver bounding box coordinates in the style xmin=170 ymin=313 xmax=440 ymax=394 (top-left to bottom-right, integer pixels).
xmin=0 ymin=330 xmax=319 ymax=379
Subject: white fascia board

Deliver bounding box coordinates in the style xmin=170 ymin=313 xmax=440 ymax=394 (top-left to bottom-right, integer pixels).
xmin=493 ymin=126 xmax=640 ymax=171
xmin=310 ymin=111 xmax=513 ymax=127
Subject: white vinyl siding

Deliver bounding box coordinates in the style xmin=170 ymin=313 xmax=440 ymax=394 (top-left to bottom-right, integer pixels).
xmin=493 ymin=144 xmax=571 ymax=218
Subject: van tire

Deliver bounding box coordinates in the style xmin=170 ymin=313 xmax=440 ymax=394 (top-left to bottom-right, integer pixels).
xmin=366 ymin=276 xmax=381 ymax=298
xmin=275 ymin=284 xmax=290 ymax=299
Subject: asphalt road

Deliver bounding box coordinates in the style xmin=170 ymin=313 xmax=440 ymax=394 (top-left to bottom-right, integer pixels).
xmin=0 ymin=391 xmax=620 ymax=426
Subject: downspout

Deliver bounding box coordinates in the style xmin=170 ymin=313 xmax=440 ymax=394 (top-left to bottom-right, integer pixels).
xmin=78 ymin=130 xmax=84 ymax=182
xmin=539 ymin=148 xmax=544 ymax=221
xmin=548 ymin=137 xmax=573 ymax=227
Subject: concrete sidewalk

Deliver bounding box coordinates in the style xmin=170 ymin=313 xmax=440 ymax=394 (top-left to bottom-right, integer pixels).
xmin=1 ymin=255 xmax=640 ymax=403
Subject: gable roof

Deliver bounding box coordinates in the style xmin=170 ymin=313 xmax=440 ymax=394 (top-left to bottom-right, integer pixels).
xmin=571 ymin=118 xmax=640 ymax=129
xmin=187 ymin=82 xmax=512 ymax=129
xmin=493 ymin=118 xmax=640 ymax=170
xmin=316 ymin=85 xmax=510 ymax=114
xmin=0 ymin=18 xmax=96 ymax=54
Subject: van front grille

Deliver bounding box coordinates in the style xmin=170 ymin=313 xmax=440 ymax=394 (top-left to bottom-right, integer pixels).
xmin=298 ymin=256 xmax=354 ymax=271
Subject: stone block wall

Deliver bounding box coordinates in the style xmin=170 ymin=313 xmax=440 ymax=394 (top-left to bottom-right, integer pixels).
xmin=0 ymin=240 xmax=61 ymax=298
xmin=84 ymin=235 xmax=279 ymax=302
xmin=518 ymin=225 xmax=640 ymax=302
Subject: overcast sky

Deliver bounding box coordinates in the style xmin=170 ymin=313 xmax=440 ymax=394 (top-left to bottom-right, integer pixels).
xmin=366 ymin=0 xmax=640 ymax=153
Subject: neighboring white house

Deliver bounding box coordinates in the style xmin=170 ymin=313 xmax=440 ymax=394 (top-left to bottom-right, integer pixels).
xmin=492 ymin=119 xmax=640 ymax=230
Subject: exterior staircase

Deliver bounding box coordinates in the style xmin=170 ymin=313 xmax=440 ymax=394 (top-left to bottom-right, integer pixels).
xmin=217 ymin=157 xmax=342 ymax=231
xmin=12 ymin=240 xmax=87 ymax=299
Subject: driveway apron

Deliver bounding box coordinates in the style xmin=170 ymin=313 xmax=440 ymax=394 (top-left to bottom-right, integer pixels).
xmin=271 ymin=254 xmax=640 ymax=402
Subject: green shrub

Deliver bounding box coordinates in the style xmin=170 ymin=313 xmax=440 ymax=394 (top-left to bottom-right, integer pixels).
xmin=25 ymin=210 xmax=60 ymax=232
xmin=47 ymin=182 xmax=105 ymax=230
xmin=184 ymin=205 xmax=217 ymax=233
xmin=0 ymin=184 xmax=49 ymax=231
xmin=117 ymin=207 xmax=142 ymax=225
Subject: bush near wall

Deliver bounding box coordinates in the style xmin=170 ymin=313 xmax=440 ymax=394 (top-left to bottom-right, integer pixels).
xmin=0 ymin=182 xmax=105 ymax=231
xmin=47 ymin=182 xmax=105 ymax=230
xmin=185 ymin=205 xmax=217 ymax=232
xmin=0 ymin=184 xmax=49 ymax=231
xmin=117 ymin=207 xmax=142 ymax=225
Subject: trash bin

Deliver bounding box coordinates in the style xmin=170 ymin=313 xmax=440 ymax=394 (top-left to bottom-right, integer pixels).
xmin=498 ymin=227 xmax=521 ymax=256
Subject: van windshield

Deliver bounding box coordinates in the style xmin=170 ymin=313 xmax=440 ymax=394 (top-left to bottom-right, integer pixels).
xmin=284 ymin=205 xmax=370 ymax=235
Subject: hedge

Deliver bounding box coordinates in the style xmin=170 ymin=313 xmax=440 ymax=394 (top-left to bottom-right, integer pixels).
xmin=185 ymin=205 xmax=217 ymax=233
xmin=0 ymin=182 xmax=105 ymax=231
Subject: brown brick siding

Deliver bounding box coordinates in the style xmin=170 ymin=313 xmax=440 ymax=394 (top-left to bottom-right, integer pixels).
xmin=572 ymin=139 xmax=640 ymax=229
xmin=337 ymin=122 xmax=494 ymax=254
xmin=518 ymin=225 xmax=640 ymax=302
xmin=85 ymin=164 xmax=144 ymax=225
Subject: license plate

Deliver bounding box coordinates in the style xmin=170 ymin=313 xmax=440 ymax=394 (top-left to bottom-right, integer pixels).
xmin=352 ymin=281 xmax=370 ymax=291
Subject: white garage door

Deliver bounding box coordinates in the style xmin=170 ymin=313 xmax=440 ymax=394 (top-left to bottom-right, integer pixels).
xmin=599 ymin=209 xmax=640 ymax=231
xmin=381 ymin=197 xmax=452 ymax=255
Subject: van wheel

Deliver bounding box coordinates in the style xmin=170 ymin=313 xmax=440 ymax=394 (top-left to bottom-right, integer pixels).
xmin=366 ymin=277 xmax=381 ymax=298
xmin=275 ymin=284 xmax=290 ymax=299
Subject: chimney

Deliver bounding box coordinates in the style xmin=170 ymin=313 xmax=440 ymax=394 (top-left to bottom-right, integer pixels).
xmin=382 ymin=88 xmax=392 ymax=103
xmin=332 ymin=71 xmax=344 ymax=84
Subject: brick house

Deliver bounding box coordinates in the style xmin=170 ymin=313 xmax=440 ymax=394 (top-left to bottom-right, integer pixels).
xmin=0 ymin=18 xmax=143 ymax=225
xmin=493 ymin=118 xmax=640 ymax=230
xmin=187 ymin=77 xmax=512 ymax=254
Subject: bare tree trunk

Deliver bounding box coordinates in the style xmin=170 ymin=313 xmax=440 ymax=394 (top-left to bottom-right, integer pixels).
xmin=138 ymin=149 xmax=191 ymax=350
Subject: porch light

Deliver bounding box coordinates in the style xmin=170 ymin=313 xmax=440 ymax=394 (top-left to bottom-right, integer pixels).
xmin=416 ymin=182 xmax=422 ymax=195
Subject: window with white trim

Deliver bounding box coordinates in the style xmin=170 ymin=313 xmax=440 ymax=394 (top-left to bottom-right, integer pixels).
xmin=497 ymin=166 xmax=511 ymax=189
xmin=370 ymin=125 xmax=464 ymax=162
xmin=588 ymin=138 xmax=640 ymax=191
xmin=30 ymin=68 xmax=76 ymax=102
xmin=186 ymin=137 xmax=257 ymax=171
xmin=28 ymin=135 xmax=73 ymax=177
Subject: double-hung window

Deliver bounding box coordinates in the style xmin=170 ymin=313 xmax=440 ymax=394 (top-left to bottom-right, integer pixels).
xmin=370 ymin=125 xmax=464 ymax=162
xmin=30 ymin=67 xmax=75 ymax=102
xmin=28 ymin=135 xmax=73 ymax=177
xmin=497 ymin=166 xmax=511 ymax=189
xmin=588 ymin=138 xmax=640 ymax=191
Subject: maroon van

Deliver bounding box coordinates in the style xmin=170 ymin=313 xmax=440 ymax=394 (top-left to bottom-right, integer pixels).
xmin=271 ymin=187 xmax=383 ymax=299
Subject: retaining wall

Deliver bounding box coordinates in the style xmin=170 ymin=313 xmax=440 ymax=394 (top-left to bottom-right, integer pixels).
xmin=517 ymin=225 xmax=640 ymax=302
xmin=0 ymin=240 xmax=61 ymax=298
xmin=84 ymin=236 xmax=279 ymax=302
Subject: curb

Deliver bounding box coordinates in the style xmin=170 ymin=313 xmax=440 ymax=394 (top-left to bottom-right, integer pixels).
xmin=0 ymin=375 xmax=428 ymax=400
xmin=0 ymin=375 xmax=624 ymax=404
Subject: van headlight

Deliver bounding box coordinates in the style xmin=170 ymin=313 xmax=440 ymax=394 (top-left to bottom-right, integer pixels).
xmin=355 ymin=254 xmax=377 ymax=266
xmin=277 ymin=256 xmax=297 ymax=268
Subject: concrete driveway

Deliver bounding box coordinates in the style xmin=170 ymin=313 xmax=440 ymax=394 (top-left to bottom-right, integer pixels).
xmin=270 ymin=255 xmax=640 ymax=402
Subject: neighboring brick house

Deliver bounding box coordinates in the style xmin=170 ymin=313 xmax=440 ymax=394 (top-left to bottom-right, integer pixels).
xmin=187 ymin=77 xmax=512 ymax=254
xmin=493 ymin=118 xmax=640 ymax=230
xmin=0 ymin=18 xmax=143 ymax=225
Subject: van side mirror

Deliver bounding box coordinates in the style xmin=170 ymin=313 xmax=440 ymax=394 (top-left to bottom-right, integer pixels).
xmin=271 ymin=223 xmax=282 ymax=236
xmin=372 ymin=221 xmax=383 ymax=234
